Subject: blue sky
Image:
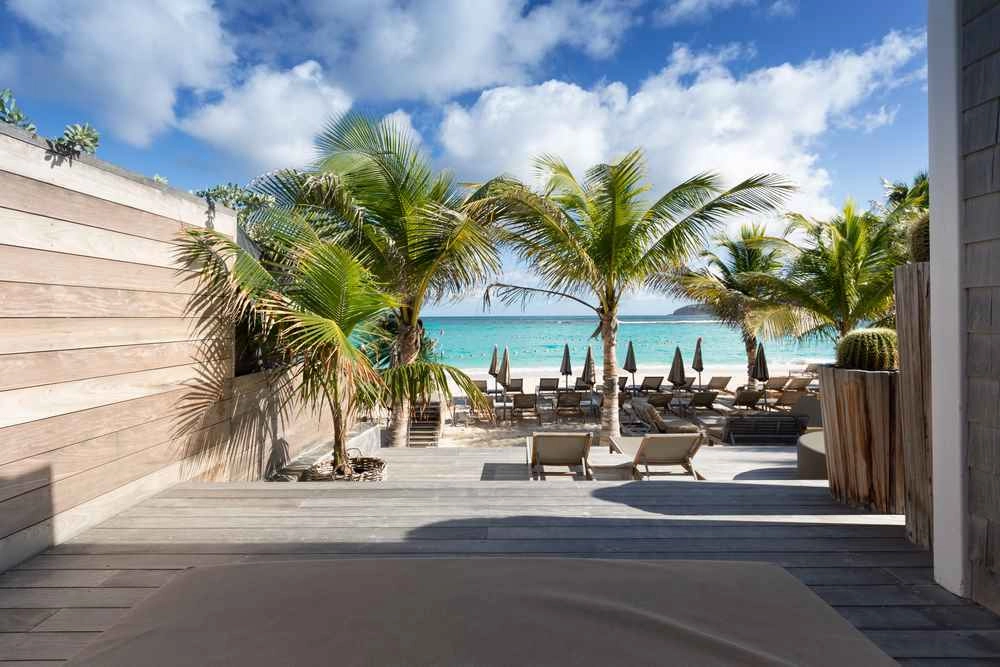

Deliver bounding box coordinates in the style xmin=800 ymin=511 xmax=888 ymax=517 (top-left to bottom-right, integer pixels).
xmin=0 ymin=0 xmax=928 ymax=315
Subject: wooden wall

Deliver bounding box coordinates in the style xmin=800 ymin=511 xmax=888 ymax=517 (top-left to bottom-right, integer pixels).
xmin=960 ymin=0 xmax=1000 ymax=613
xmin=0 ymin=125 xmax=330 ymax=570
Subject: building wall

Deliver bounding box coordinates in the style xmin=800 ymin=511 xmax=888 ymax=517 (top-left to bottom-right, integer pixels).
xmin=960 ymin=0 xmax=1000 ymax=612
xmin=0 ymin=125 xmax=333 ymax=571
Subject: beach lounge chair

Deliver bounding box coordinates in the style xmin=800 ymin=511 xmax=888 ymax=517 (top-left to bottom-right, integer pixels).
xmin=638 ymin=376 xmax=663 ymax=394
xmin=732 ymin=388 xmax=764 ymax=411
xmin=803 ymin=363 xmax=821 ymax=376
xmin=685 ymin=390 xmax=720 ymax=413
xmin=773 ymin=390 xmax=806 ymax=410
xmin=684 ymin=376 xmax=696 ymax=389
xmin=582 ymin=391 xmax=604 ymax=417
xmin=618 ymin=376 xmax=629 ymax=392
xmin=629 ymin=433 xmax=705 ymax=479
xmin=504 ymin=378 xmax=524 ymax=394
xmin=575 ymin=377 xmax=594 ymax=391
xmin=765 ymin=377 xmax=791 ymax=394
xmin=706 ymin=376 xmax=732 ymax=394
xmin=470 ymin=396 xmax=495 ymax=423
xmin=783 ymin=376 xmax=813 ymax=393
xmin=789 ymin=393 xmax=823 ymax=429
xmin=528 ymin=432 xmax=593 ymax=479
xmin=473 ymin=380 xmax=488 ymax=393
xmin=646 ymin=392 xmax=672 ymax=414
xmin=717 ymin=413 xmax=809 ymax=446
xmin=537 ymin=378 xmax=560 ymax=395
xmin=555 ymin=391 xmax=584 ymax=420
xmin=511 ymin=393 xmax=542 ymax=424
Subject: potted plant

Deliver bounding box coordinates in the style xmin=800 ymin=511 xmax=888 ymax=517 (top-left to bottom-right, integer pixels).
xmin=819 ymin=328 xmax=904 ymax=513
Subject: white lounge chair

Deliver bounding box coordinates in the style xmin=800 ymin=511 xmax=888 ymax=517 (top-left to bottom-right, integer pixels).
xmin=627 ymin=433 xmax=705 ymax=480
xmin=528 ymin=432 xmax=593 ymax=480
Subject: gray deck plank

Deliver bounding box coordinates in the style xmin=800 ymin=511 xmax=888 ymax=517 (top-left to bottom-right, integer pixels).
xmin=1 ymin=450 xmax=996 ymax=663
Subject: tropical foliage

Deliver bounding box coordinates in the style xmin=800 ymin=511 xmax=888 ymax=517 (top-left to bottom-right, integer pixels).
xmin=194 ymin=182 xmax=277 ymax=241
xmin=251 ymin=113 xmax=499 ymax=446
xmin=176 ymin=211 xmax=488 ymax=469
xmin=479 ymin=150 xmax=793 ymax=446
xmin=0 ymin=88 xmax=36 ymax=135
xmin=746 ymin=200 xmax=907 ymax=341
xmin=663 ymin=223 xmax=794 ymax=383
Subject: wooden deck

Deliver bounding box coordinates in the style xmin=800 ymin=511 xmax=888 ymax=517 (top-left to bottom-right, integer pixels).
xmin=2 ymin=447 xmax=1000 ymax=664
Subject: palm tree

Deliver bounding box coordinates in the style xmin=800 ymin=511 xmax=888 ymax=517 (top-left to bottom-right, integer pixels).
xmin=664 ymin=223 xmax=793 ymax=383
xmin=747 ymin=200 xmax=907 ymax=341
xmin=480 ymin=151 xmax=793 ymax=447
xmin=176 ymin=213 xmax=488 ymax=472
xmin=253 ymin=114 xmax=501 ymax=447
xmin=882 ymin=171 xmax=928 ymax=222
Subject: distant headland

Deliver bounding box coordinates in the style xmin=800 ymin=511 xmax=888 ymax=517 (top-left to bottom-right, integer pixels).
xmin=671 ymin=304 xmax=714 ymax=317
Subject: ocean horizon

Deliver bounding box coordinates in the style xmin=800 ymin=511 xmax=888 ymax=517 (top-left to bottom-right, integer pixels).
xmin=421 ymin=314 xmax=835 ymax=376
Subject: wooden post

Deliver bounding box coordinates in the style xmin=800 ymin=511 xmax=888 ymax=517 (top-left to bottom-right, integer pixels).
xmin=819 ymin=365 xmax=904 ymax=513
xmin=895 ymin=262 xmax=933 ymax=547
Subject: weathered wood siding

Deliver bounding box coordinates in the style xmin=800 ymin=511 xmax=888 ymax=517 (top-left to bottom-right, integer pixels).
xmin=961 ymin=0 xmax=1000 ymax=613
xmin=895 ymin=262 xmax=933 ymax=547
xmin=818 ymin=366 xmax=904 ymax=514
xmin=0 ymin=126 xmax=329 ymax=571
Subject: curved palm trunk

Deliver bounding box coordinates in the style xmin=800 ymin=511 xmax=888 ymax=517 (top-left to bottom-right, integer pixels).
xmin=387 ymin=308 xmax=421 ymax=448
xmin=742 ymin=329 xmax=757 ymax=385
xmin=599 ymin=314 xmax=620 ymax=451
xmin=328 ymin=354 xmax=351 ymax=472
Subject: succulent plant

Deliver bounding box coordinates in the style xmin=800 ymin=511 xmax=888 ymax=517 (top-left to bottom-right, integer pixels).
xmin=908 ymin=212 xmax=930 ymax=262
xmin=836 ymin=328 xmax=898 ymax=371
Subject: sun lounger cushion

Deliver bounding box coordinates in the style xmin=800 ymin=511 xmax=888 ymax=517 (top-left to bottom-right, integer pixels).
xmin=66 ymin=559 xmax=894 ymax=667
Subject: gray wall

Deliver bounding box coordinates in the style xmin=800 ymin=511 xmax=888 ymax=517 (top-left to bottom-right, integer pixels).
xmin=961 ymin=0 xmax=1000 ymax=613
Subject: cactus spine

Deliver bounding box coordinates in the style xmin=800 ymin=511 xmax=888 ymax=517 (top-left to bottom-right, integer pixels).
xmin=836 ymin=328 xmax=898 ymax=371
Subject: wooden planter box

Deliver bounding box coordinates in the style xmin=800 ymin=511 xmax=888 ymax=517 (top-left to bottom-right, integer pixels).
xmin=818 ymin=365 xmax=905 ymax=513
xmin=894 ymin=261 xmax=933 ymax=547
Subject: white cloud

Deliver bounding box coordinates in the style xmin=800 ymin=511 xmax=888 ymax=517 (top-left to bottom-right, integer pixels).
xmin=180 ymin=61 xmax=352 ymax=170
xmin=438 ymin=30 xmax=927 ymax=220
xmin=841 ymin=104 xmax=900 ymax=134
xmin=656 ymin=0 xmax=754 ymax=25
xmin=656 ymin=0 xmax=797 ymax=24
xmin=380 ymin=109 xmax=424 ymax=146
xmin=7 ymin=0 xmax=234 ymax=146
xmin=767 ymin=0 xmax=798 ymax=17
xmin=242 ymin=0 xmax=637 ymax=101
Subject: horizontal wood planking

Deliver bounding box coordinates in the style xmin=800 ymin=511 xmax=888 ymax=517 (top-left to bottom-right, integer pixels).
xmin=0 ymin=398 xmax=233 ymax=503
xmin=0 ymin=282 xmax=193 ymax=318
xmin=0 ymin=207 xmax=177 ymax=268
xmin=0 ymin=388 xmax=197 ymax=466
xmin=0 ymin=340 xmax=229 ymax=392
xmin=0 ymin=169 xmax=186 ymax=243
xmin=0 ymin=132 xmax=232 ymax=233
xmin=0 ymin=245 xmax=199 ymax=293
xmin=0 ymin=317 xmax=205 ymax=354
xmin=0 ymin=419 xmax=231 ymax=539
xmin=0 ymin=363 xmax=220 ymax=429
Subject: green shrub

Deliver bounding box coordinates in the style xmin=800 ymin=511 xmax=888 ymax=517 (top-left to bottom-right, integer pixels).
xmin=836 ymin=328 xmax=898 ymax=371
xmin=908 ymin=212 xmax=930 ymax=262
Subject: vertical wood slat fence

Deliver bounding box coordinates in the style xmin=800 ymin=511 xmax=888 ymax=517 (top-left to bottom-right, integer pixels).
xmin=819 ymin=366 xmax=904 ymax=514
xmin=895 ymin=261 xmax=933 ymax=547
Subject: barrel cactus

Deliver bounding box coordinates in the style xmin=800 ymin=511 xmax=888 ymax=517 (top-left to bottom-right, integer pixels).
xmin=908 ymin=212 xmax=930 ymax=262
xmin=836 ymin=328 xmax=898 ymax=371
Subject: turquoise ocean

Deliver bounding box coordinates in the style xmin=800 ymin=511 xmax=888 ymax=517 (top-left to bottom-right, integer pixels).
xmin=421 ymin=315 xmax=835 ymax=375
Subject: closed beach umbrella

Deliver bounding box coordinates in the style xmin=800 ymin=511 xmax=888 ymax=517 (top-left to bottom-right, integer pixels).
xmin=488 ymin=345 xmax=499 ymax=393
xmin=498 ymin=347 xmax=511 ymax=392
xmin=668 ymin=346 xmax=687 ymax=388
xmin=751 ymin=342 xmax=769 ymax=384
xmin=692 ymin=337 xmax=704 ymax=389
xmin=582 ymin=345 xmax=596 ymax=388
xmin=624 ymin=341 xmax=637 ymax=390
xmin=560 ymin=344 xmax=573 ymax=389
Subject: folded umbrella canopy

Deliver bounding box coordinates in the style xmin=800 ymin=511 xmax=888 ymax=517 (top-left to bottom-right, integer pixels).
xmin=624 ymin=341 xmax=637 ymax=390
xmin=560 ymin=344 xmax=573 ymax=390
xmin=498 ymin=347 xmax=511 ymax=393
xmin=668 ymin=346 xmax=687 ymax=388
xmin=751 ymin=342 xmax=769 ymax=384
xmin=488 ymin=345 xmax=499 ymax=393
xmin=692 ymin=337 xmax=704 ymax=389
xmin=582 ymin=346 xmax=597 ymax=388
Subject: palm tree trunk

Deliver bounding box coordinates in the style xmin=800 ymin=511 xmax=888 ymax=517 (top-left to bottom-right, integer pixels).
xmin=329 ymin=354 xmax=351 ymax=473
xmin=387 ymin=308 xmax=421 ymax=448
xmin=742 ymin=330 xmax=757 ymax=385
xmin=599 ymin=313 xmax=620 ymax=451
